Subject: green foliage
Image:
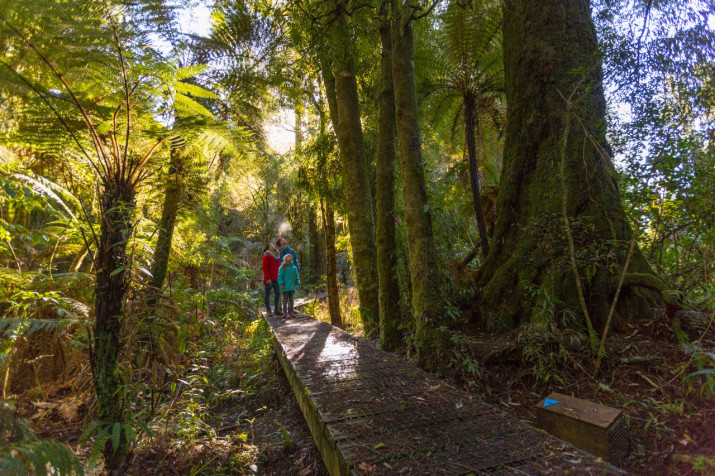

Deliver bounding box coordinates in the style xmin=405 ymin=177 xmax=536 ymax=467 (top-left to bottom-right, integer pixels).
xmin=683 ymin=331 xmax=715 ymax=396
xmin=0 ymin=401 xmax=83 ymax=475
xmin=80 ymin=417 xmax=152 ymax=465
xmin=449 ymin=331 xmax=483 ymax=391
xmin=595 ymin=0 xmax=715 ymax=309
xmin=155 ymin=307 xmax=274 ymax=446
xmin=417 ymin=0 xmax=504 ymax=172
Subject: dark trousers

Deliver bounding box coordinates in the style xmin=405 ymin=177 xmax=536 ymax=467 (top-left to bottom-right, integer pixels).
xmin=282 ymin=290 xmax=295 ymax=314
xmin=264 ymin=281 xmax=280 ymax=312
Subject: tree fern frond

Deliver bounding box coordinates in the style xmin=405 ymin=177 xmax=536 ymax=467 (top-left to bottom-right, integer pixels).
xmin=0 ymin=402 xmax=84 ymax=476
xmin=173 ymin=81 xmax=218 ymax=100
xmin=0 ymin=317 xmax=86 ymax=334
xmin=174 ymin=92 xmax=215 ymax=119
xmin=10 ymin=174 xmax=77 ymax=220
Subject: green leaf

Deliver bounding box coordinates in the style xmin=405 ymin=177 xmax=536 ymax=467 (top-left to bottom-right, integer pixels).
xmin=137 ymin=266 xmax=153 ymax=278
xmin=111 ymin=422 xmax=121 ymax=452
xmin=109 ymin=265 xmax=128 ymax=277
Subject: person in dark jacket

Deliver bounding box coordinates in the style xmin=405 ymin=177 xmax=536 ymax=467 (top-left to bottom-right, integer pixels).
xmin=262 ymin=243 xmax=280 ymax=315
xmin=276 ymin=237 xmax=299 ymax=274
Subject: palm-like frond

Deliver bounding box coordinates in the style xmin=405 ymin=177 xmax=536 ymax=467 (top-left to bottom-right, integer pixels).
xmin=416 ymin=0 xmax=505 ymax=181
xmin=417 ymin=0 xmax=504 ymax=136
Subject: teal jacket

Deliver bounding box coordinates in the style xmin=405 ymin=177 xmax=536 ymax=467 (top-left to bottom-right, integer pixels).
xmin=278 ymin=263 xmax=301 ymax=292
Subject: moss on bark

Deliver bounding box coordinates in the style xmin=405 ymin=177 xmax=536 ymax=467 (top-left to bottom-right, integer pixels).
xmin=474 ymin=0 xmax=658 ymax=333
xmin=150 ymin=149 xmax=182 ymax=293
xmin=321 ymin=199 xmax=342 ymax=328
xmin=392 ymin=0 xmax=451 ymax=369
xmin=324 ymin=11 xmax=380 ymax=335
xmin=377 ymin=7 xmax=402 ymax=351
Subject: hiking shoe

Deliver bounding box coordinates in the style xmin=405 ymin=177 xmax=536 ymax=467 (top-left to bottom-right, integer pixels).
xmin=266 ymin=308 xmax=272 ymax=315
xmin=290 ymin=311 xmax=296 ymax=318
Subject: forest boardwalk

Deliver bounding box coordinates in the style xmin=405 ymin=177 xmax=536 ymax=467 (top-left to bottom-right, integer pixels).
xmin=264 ymin=312 xmax=623 ymax=475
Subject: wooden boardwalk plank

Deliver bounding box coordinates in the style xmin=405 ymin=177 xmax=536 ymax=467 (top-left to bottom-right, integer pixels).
xmin=264 ymin=312 xmax=624 ymax=475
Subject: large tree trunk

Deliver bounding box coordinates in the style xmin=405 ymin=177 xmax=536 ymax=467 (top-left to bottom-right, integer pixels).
xmin=474 ymin=0 xmax=656 ymax=333
xmin=321 ymin=199 xmax=342 ymax=327
xmin=377 ymin=7 xmax=402 ymax=351
xmin=150 ymin=149 xmax=182 ymax=293
xmin=324 ymin=14 xmax=380 ymax=336
xmin=391 ymin=1 xmax=450 ymax=370
xmin=91 ymin=180 xmax=135 ymax=474
xmin=463 ymin=93 xmax=490 ymax=258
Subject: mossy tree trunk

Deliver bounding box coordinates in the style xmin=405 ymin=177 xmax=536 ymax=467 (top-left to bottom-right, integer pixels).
xmin=325 ymin=8 xmax=380 ymax=336
xmin=150 ymin=148 xmax=182 ymax=293
xmin=308 ymin=205 xmax=323 ymax=285
xmin=474 ymin=0 xmax=656 ymax=333
xmin=321 ymin=198 xmax=343 ymax=327
xmin=463 ymin=92 xmax=491 ymax=258
xmin=377 ymin=5 xmax=402 ymax=351
xmin=391 ymin=0 xmax=451 ymax=370
xmin=313 ymin=73 xmax=343 ymax=327
xmin=91 ymin=181 xmax=135 ymax=474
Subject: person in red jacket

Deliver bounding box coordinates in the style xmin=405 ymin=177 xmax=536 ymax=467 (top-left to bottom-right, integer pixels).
xmin=262 ymin=243 xmax=281 ymax=315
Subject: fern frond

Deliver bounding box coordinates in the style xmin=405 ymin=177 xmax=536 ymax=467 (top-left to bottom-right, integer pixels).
xmin=174 ymin=92 xmax=215 ymax=119
xmin=10 ymin=173 xmax=77 ymax=220
xmin=0 ymin=402 xmax=84 ymax=476
xmin=173 ymin=81 xmax=218 ymax=100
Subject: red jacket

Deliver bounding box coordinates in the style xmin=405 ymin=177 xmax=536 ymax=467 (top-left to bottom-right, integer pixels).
xmin=262 ymin=251 xmax=280 ymax=282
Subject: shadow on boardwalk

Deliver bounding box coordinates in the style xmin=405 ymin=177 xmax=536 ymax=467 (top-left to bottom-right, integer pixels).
xmin=265 ymin=311 xmax=624 ymax=475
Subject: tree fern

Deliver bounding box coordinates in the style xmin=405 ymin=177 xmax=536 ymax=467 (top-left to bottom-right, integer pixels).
xmin=416 ymin=0 xmax=504 ymax=258
xmin=0 ymin=401 xmax=83 ymax=476
xmin=1 ymin=1 xmax=251 ymax=470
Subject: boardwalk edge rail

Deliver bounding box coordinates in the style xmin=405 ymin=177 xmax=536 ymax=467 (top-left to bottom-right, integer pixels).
xmin=263 ymin=312 xmax=352 ymax=476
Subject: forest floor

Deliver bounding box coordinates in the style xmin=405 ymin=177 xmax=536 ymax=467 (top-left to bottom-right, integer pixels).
xmin=15 ymin=311 xmax=328 ymax=475
xmin=456 ymin=315 xmax=715 ymax=475
xmin=14 ymin=293 xmax=713 ymax=475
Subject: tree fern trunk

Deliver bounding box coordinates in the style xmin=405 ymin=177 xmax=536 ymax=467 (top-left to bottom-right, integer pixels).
xmin=91 ymin=180 xmax=135 ymax=474
xmin=463 ymin=93 xmax=490 ymax=257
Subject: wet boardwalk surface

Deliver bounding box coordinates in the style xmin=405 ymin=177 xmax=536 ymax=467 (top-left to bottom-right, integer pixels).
xmin=265 ymin=312 xmax=622 ymax=475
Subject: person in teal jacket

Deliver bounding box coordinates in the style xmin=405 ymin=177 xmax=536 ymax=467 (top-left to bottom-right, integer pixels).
xmin=278 ymin=254 xmax=301 ymax=317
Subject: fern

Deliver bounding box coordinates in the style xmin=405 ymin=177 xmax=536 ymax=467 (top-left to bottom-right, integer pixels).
xmin=174 ymin=81 xmax=218 ymax=100
xmin=417 ymin=0 xmax=504 ymax=140
xmin=0 ymin=402 xmax=83 ymax=476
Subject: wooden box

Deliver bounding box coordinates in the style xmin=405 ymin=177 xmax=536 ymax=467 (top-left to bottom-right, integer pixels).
xmin=536 ymin=392 xmax=628 ymax=464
